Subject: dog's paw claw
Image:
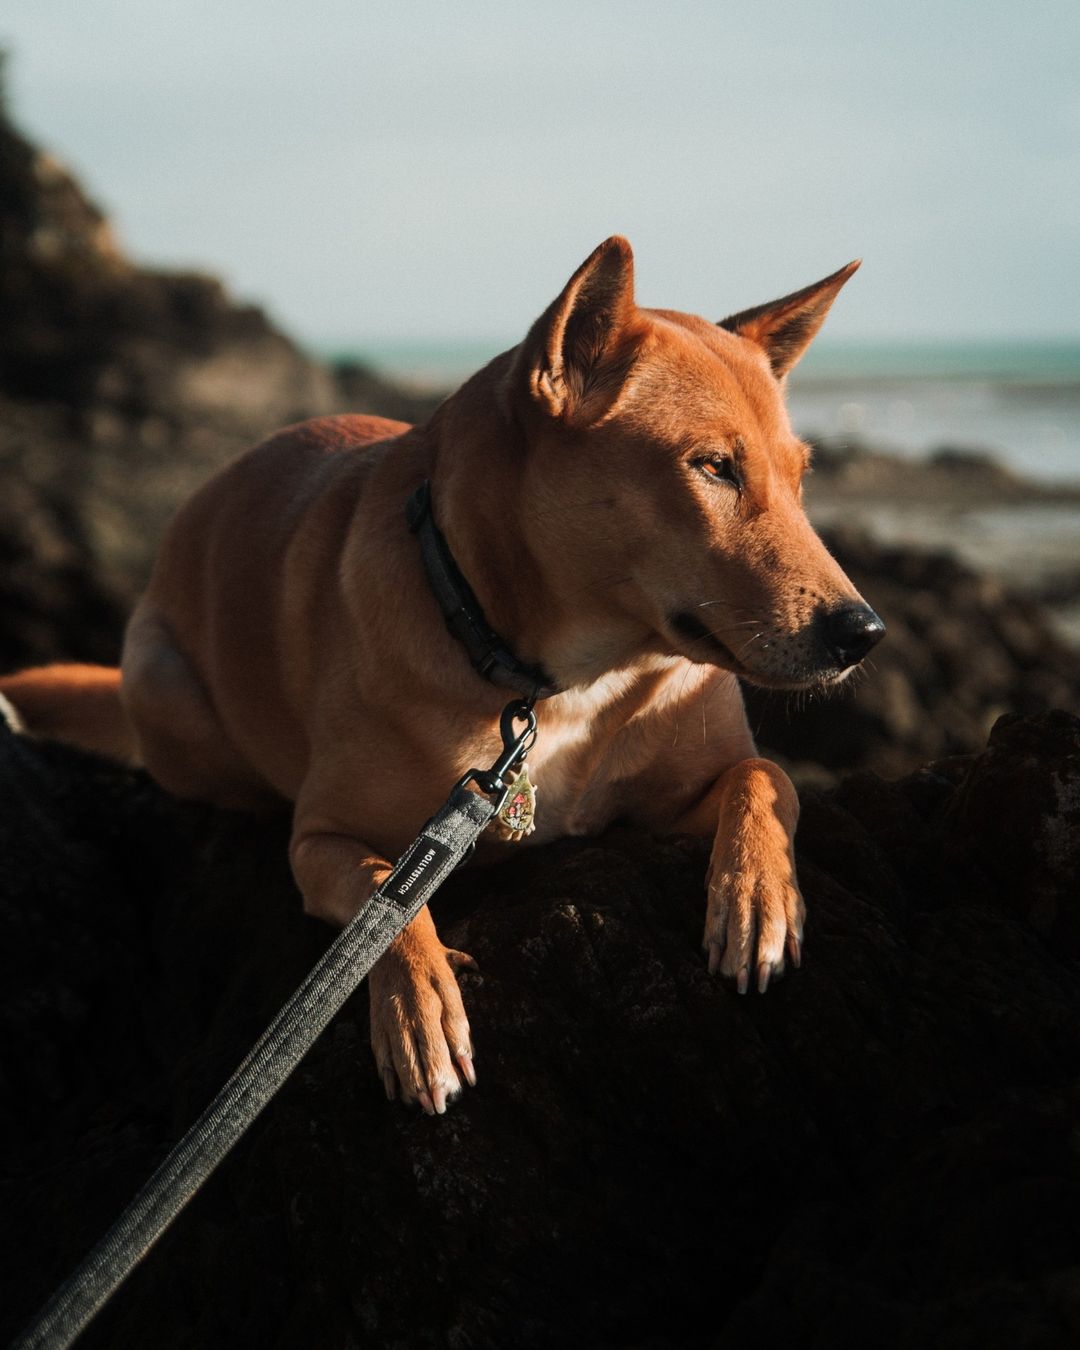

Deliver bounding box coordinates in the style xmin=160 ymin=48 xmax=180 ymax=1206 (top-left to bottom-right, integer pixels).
xmin=456 ymin=1051 xmax=477 ymax=1087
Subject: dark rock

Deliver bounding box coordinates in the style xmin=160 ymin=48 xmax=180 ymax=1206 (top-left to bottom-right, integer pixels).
xmin=3 ymin=711 xmax=1080 ymax=1349
xmin=0 ymin=454 xmax=126 ymax=668
xmin=807 ymin=437 xmax=1078 ymax=505
xmin=1031 ymin=570 xmax=1080 ymax=608
xmin=944 ymin=710 xmax=1080 ymax=953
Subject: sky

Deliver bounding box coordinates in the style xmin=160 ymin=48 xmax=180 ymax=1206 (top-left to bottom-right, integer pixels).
xmin=3 ymin=1 xmax=1079 ymax=348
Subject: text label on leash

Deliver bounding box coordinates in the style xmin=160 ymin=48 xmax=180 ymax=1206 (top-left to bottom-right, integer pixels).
xmin=386 ymin=836 xmax=453 ymax=906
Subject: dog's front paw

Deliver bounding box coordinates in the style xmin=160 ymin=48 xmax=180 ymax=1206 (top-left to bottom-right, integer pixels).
xmin=368 ymin=923 xmax=478 ymax=1115
xmin=703 ymin=858 xmax=805 ymax=994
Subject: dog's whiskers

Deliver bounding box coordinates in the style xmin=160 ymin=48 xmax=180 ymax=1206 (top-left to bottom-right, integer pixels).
xmin=733 ymin=630 xmax=767 ymax=660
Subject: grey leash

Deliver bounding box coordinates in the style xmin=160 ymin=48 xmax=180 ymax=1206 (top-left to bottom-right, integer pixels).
xmin=12 ymin=701 xmax=539 ymax=1350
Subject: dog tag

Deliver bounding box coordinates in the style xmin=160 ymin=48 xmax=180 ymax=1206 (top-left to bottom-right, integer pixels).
xmin=493 ymin=764 xmax=538 ymax=842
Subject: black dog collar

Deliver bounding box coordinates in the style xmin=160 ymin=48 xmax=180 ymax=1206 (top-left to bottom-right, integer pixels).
xmin=406 ymin=480 xmax=558 ymax=701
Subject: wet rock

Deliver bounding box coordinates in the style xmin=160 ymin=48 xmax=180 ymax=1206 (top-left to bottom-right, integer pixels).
xmin=3 ymin=712 xmax=1080 ymax=1349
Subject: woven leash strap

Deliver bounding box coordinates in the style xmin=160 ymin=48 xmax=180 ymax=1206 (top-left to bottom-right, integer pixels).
xmin=13 ymin=783 xmax=498 ymax=1350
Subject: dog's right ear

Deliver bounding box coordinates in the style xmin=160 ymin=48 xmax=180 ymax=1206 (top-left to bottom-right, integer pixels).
xmin=518 ymin=236 xmax=640 ymax=424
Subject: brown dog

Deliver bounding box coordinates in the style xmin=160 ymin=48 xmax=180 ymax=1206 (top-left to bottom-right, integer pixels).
xmin=1 ymin=238 xmax=883 ymax=1115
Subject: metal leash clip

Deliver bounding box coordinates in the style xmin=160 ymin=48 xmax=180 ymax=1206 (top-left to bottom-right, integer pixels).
xmin=456 ymin=698 xmax=538 ymax=812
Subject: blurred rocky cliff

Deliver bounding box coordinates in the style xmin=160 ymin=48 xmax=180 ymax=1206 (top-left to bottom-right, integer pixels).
xmin=0 ymin=73 xmax=440 ymax=666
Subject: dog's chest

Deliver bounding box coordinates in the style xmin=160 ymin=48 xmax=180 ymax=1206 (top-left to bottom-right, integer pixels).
xmin=516 ymin=668 xmax=678 ymax=842
xmin=524 ymin=720 xmax=611 ymax=841
xmin=506 ymin=661 xmax=749 ymax=845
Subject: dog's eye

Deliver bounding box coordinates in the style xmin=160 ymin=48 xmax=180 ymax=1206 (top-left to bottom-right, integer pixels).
xmin=695 ymin=456 xmax=742 ymax=490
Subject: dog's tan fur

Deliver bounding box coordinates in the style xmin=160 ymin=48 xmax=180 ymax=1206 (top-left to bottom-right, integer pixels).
xmin=1 ymin=239 xmax=881 ymax=1114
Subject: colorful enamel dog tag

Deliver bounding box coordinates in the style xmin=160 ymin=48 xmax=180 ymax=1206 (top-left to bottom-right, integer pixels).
xmin=494 ymin=765 xmax=537 ymax=841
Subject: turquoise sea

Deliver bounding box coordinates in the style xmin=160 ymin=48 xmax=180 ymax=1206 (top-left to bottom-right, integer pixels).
xmin=330 ymin=338 xmax=1080 ymax=486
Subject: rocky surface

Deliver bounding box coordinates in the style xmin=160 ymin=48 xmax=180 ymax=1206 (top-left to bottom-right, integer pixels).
xmin=807 ymin=436 xmax=1080 ymax=507
xmin=2 ymin=711 xmax=1080 ymax=1349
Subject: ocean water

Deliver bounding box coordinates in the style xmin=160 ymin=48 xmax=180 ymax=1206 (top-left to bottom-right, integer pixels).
xmin=332 ymin=338 xmax=1080 ymax=486
xmin=788 ymin=341 xmax=1080 ymax=486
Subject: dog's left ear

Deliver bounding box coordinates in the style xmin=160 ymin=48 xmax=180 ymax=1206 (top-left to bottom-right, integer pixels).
xmin=521 ymin=236 xmax=641 ymax=423
xmin=718 ymin=260 xmax=860 ymax=379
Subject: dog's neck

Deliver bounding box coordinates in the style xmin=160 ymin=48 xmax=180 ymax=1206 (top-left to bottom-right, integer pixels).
xmin=422 ymin=352 xmax=658 ymax=692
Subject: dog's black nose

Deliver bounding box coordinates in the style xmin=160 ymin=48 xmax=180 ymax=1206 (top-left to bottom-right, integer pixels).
xmin=817 ymin=603 xmax=886 ymax=669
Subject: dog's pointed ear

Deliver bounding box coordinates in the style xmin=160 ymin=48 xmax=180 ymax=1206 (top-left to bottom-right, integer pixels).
xmin=718 ymin=260 xmax=860 ymax=379
xmin=522 ymin=236 xmax=640 ymax=422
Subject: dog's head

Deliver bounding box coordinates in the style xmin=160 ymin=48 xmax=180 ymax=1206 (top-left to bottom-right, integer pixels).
xmin=507 ymin=236 xmax=884 ymax=690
